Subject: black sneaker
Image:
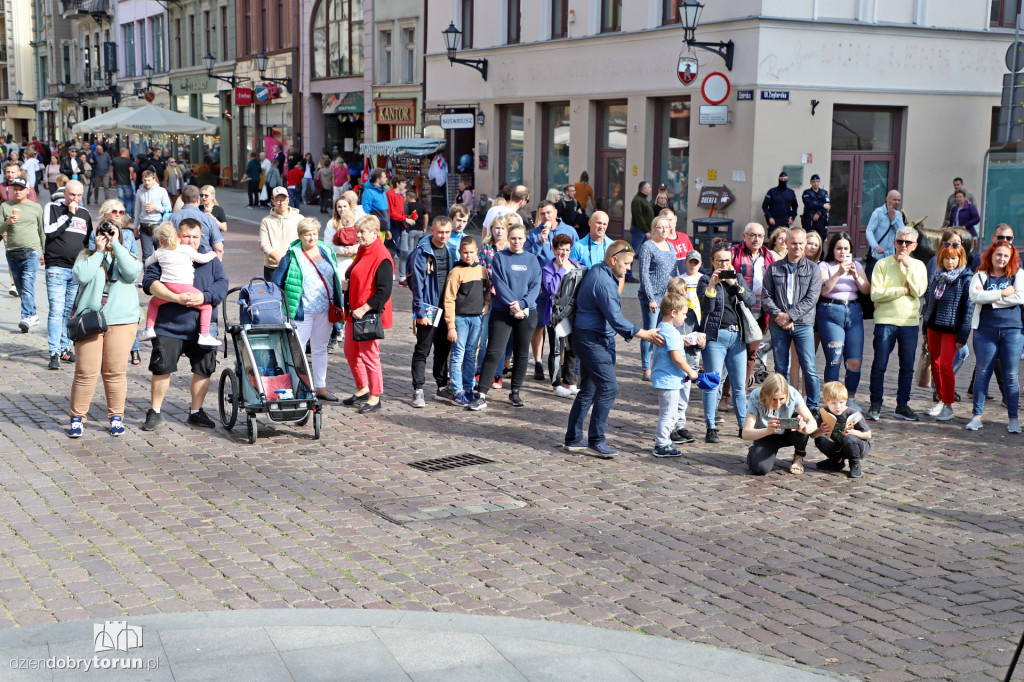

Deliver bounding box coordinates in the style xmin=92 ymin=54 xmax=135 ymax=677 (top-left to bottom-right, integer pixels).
xmin=509 ymin=391 xmax=525 ymax=407
xmin=467 ymin=395 xmax=487 ymax=411
xmin=893 ymin=405 xmax=919 ymax=421
xmin=849 ymin=459 xmax=863 ymax=478
xmin=705 ymin=429 xmax=720 ymax=443
xmin=534 ymin=362 xmax=545 ymax=381
xmin=48 ymin=353 xmax=60 ymax=370
xmin=816 ymin=458 xmax=845 ymax=472
xmin=142 ymin=409 xmax=163 ymax=431
xmin=670 ymin=428 xmax=695 ymax=444
xmin=61 ymin=348 xmax=75 ymax=363
xmin=187 ymin=409 xmax=216 ymax=428
xmin=435 ymin=386 xmax=455 ymax=402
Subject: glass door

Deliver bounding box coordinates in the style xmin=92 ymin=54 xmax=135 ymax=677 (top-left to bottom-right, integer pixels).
xmin=596 ymin=102 xmax=627 ymax=238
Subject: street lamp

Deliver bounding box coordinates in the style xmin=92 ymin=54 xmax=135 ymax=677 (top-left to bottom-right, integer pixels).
xmin=254 ymin=50 xmax=292 ymax=93
xmin=204 ymin=52 xmax=243 ymax=87
xmin=679 ymin=0 xmax=734 ymax=71
xmin=15 ymin=91 xmax=22 ymax=105
xmin=441 ymin=22 xmax=488 ymax=81
xmin=56 ymin=82 xmax=87 ymax=103
xmin=142 ymin=64 xmax=173 ymax=92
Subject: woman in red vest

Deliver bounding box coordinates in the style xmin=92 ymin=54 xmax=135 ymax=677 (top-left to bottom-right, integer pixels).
xmin=342 ymin=215 xmax=394 ymax=413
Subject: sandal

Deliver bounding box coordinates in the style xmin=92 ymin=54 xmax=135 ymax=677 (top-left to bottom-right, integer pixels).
xmin=130 ymin=350 xmax=141 ymax=366
xmin=790 ymin=455 xmax=805 ymax=475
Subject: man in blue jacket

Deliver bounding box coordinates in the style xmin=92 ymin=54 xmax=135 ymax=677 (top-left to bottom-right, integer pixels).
xmin=526 ymin=200 xmax=579 ymax=265
xmin=800 ymin=173 xmax=830 ymax=242
xmin=361 ymin=168 xmax=389 ymax=225
xmin=141 ymin=219 xmax=229 ymax=431
xmin=565 ymin=240 xmax=664 ymax=458
xmin=408 ymin=215 xmax=458 ymax=407
xmin=762 ymin=170 xmax=798 ymax=228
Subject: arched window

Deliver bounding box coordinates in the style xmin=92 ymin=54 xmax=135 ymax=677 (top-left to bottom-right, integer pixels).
xmin=312 ymin=0 xmax=364 ymax=79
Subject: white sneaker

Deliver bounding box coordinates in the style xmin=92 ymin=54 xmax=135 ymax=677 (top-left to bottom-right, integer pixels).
xmin=554 ymin=385 xmax=573 ymax=398
xmin=7 ymin=284 xmax=17 ymax=297
xmin=138 ymin=327 xmax=157 ymax=342
xmin=1008 ymin=419 xmax=1022 ymax=434
xmin=965 ymin=416 xmax=983 ymax=431
xmin=26 ymin=314 xmax=39 ymax=327
xmin=927 ymin=401 xmax=945 ymax=417
xmin=197 ymin=333 xmax=221 ymax=347
xmin=935 ymin=405 xmax=954 ymax=422
xmin=569 ymin=384 xmax=580 ymax=395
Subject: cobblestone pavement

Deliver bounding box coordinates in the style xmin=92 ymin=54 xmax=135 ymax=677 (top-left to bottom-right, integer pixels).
xmin=0 ymin=189 xmax=1022 ymax=680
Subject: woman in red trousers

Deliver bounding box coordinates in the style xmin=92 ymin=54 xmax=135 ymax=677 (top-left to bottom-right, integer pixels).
xmin=341 ymin=215 xmax=394 ymax=413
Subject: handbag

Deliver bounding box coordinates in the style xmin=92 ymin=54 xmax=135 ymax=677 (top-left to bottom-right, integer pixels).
xmin=67 ymin=260 xmax=114 ymax=343
xmin=915 ymin=346 xmax=933 ymax=388
xmin=735 ymin=298 xmax=763 ymax=345
xmin=351 ymin=312 xmax=385 ymax=342
xmin=302 ymin=248 xmax=343 ymax=323
xmin=331 ymin=225 xmax=357 ymax=246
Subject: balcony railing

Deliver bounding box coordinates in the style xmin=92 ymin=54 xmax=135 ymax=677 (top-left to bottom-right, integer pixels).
xmin=62 ymin=0 xmax=112 ymax=19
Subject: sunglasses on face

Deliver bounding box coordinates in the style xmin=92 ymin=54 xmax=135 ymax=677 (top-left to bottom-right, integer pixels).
xmin=109 ymin=209 xmax=125 ymax=215
xmin=200 ymin=194 xmax=209 ymax=198
xmin=996 ymin=235 xmax=1014 ymax=243
xmin=942 ymin=242 xmax=960 ymax=248
xmin=895 ymin=239 xmax=916 ymax=246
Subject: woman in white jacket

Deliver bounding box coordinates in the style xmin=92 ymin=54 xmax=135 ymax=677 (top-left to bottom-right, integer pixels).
xmin=966 ymin=240 xmax=1024 ymax=433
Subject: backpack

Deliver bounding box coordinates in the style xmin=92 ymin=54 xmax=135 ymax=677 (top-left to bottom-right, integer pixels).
xmin=549 ymin=266 xmax=588 ymax=333
xmin=238 ymin=277 xmax=286 ymax=325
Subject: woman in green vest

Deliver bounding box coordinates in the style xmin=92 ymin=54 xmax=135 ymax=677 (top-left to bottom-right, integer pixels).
xmin=271 ymin=217 xmax=343 ymax=402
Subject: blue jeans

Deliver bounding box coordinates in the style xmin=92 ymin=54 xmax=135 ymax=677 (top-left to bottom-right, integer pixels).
xmin=815 ymin=301 xmax=864 ymax=397
xmin=701 ymin=328 xmax=748 ymax=429
xmin=289 ymin=186 xmax=301 ymax=208
xmin=869 ymin=324 xmax=919 ymax=407
xmin=398 ymin=229 xmax=423 ymax=280
xmin=566 ymin=329 xmax=618 ymax=446
xmin=770 ymin=322 xmax=821 ymax=408
xmin=639 ymin=302 xmax=659 ymax=371
xmin=45 ymin=267 xmax=78 ymax=354
xmin=7 ymin=250 xmax=39 ymax=319
xmin=971 ymin=326 xmax=1024 ymax=418
xmin=117 ymin=184 xmax=135 ymax=217
xmin=628 ymin=225 xmax=645 ymax=277
xmin=450 ymin=315 xmax=483 ymax=394
xmin=301 ymin=177 xmax=315 ymax=203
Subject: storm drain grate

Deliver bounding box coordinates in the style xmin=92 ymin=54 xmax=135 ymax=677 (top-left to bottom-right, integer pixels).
xmin=746 ymin=565 xmax=783 ymax=576
xmin=408 ymin=454 xmax=495 ymax=472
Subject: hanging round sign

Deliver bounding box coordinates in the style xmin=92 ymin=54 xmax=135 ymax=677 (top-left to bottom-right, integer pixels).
xmin=701 ymin=72 xmax=730 ymax=105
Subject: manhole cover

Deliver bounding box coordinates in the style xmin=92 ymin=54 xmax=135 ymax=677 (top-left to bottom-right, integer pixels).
xmin=746 ymin=565 xmax=783 ymax=576
xmin=363 ymin=490 xmax=526 ymax=524
xmin=409 ymin=453 xmax=495 ymax=472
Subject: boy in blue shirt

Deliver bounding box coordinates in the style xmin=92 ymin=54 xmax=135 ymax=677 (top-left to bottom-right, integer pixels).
xmin=651 ymin=292 xmax=699 ymax=457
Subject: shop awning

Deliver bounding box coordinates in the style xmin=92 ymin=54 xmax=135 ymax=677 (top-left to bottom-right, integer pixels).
xmin=322 ymin=91 xmax=364 ymax=115
xmin=360 ymin=137 xmax=446 ymax=158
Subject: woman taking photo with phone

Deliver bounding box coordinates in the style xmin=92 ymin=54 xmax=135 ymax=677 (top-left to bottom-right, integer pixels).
xmin=698 ymin=242 xmax=756 ymax=443
xmin=816 ymin=232 xmax=870 ymax=400
xmin=742 ymin=373 xmax=817 ymax=475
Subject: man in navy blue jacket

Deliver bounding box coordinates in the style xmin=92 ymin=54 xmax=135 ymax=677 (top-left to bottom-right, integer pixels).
xmin=140 ymin=219 xmax=229 ymax=431
xmin=565 ymin=240 xmax=664 ymax=458
xmin=408 ymin=215 xmax=458 ymax=407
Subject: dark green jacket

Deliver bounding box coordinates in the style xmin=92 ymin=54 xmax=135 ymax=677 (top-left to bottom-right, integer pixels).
xmin=630 ymin=192 xmax=655 ymax=233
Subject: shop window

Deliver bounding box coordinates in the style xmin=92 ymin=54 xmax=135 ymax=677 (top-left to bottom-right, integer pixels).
xmin=542 ymin=103 xmax=570 ymax=195
xmin=500 ymin=104 xmax=524 ymax=186
xmin=653 ymin=98 xmax=691 ymax=222
xmin=552 ymin=0 xmax=568 ymax=38
xmin=992 ymin=0 xmax=1022 ymax=27
xmin=312 ymin=0 xmax=364 ymax=79
xmin=601 ymin=0 xmax=622 ymax=32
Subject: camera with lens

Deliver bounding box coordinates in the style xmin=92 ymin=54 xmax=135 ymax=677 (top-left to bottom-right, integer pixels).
xmin=96 ymin=222 xmax=117 ymax=237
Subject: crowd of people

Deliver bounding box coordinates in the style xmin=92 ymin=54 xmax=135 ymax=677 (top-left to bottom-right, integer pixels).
xmin=1 ymin=147 xmax=1018 ymax=478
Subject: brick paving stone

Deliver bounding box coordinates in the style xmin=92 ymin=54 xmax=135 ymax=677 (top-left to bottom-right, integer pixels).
xmin=0 ymin=215 xmax=1023 ymax=680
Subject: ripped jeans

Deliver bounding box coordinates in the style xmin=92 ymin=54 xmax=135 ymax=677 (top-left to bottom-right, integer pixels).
xmin=815 ymin=299 xmax=864 ymax=397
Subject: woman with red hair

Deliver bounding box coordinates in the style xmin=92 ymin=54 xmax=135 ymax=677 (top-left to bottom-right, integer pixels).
xmin=921 ymin=244 xmax=974 ymax=422
xmin=966 ymin=239 xmax=1024 ymax=432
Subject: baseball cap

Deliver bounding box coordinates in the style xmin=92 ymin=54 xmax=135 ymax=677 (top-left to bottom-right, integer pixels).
xmin=810 ymin=173 xmax=820 ymax=181
xmin=685 ymin=250 xmax=702 ymax=262
xmin=271 ymin=186 xmax=289 ymax=198
xmin=9 ymin=176 xmax=28 ymax=188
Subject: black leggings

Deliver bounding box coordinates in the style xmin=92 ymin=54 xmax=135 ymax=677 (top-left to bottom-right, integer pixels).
xmin=747 ymin=431 xmax=809 ymax=476
xmin=547 ymin=326 xmax=577 ymax=387
xmin=478 ymin=308 xmax=538 ymax=395
xmin=814 ymin=435 xmax=870 ymax=463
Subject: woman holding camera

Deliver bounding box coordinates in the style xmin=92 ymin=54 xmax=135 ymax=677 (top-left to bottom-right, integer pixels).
xmin=67 ymin=221 xmax=142 ymax=438
xmin=698 ymin=242 xmax=757 ymax=443
xmin=742 ymin=373 xmax=817 ymax=475
xmin=637 ymin=215 xmax=677 ymax=381
xmin=816 ymin=232 xmax=870 ymax=399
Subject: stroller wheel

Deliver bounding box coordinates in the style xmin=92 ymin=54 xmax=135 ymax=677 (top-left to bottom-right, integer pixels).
xmin=246 ymin=414 xmax=257 ymax=444
xmin=296 ymin=411 xmax=310 ymax=427
xmin=313 ymin=409 xmax=322 ymax=440
xmin=218 ymin=368 xmax=238 ymax=429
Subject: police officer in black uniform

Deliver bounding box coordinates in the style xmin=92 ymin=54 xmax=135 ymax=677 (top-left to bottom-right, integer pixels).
xmin=801 ymin=173 xmax=830 ymax=242
xmin=761 ymin=170 xmax=798 ymax=229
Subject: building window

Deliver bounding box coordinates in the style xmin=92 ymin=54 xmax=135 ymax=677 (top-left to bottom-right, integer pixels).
xmin=500 ymin=104 xmax=524 ymax=186
xmin=992 ymin=0 xmax=1022 ymax=27
xmin=653 ymin=98 xmax=691 ymax=222
xmin=542 ymin=103 xmax=571 ymax=195
xmin=188 ymin=16 xmax=196 ymax=66
xmin=204 ymin=10 xmax=211 ymax=57
xmin=401 ymin=27 xmax=415 ymax=83
xmin=311 ymin=0 xmax=364 ymax=79
xmin=220 ymin=7 xmax=228 ymax=60
xmin=831 ymin=108 xmax=896 ymax=151
xmin=138 ymin=20 xmax=147 ymax=70
xmin=551 ymin=0 xmax=568 ymax=38
xmin=123 ymin=24 xmax=135 ymax=76
xmin=241 ymin=0 xmax=250 ymax=56
xmin=278 ymin=0 xmax=285 ymax=48
xmin=174 ymin=18 xmax=182 ymax=68
xmin=461 ymin=0 xmax=474 ymax=48
xmin=601 ymin=0 xmax=622 ymax=32
xmin=662 ymin=0 xmax=681 ymax=25
xmin=379 ymin=29 xmax=392 ymax=84
xmin=62 ymin=44 xmax=71 ymax=84
xmin=507 ymin=0 xmax=521 ymax=44
xmin=152 ymin=15 xmax=165 ymax=71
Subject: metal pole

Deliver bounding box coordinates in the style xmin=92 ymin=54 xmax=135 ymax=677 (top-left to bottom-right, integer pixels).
xmin=1004 ymin=625 xmax=1024 ymax=682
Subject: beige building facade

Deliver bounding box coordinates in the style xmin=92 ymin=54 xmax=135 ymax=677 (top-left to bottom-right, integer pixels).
xmin=425 ymin=0 xmax=1012 ymax=246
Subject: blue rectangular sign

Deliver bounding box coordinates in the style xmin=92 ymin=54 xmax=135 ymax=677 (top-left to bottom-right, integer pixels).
xmin=737 ymin=90 xmax=753 ymax=101
xmin=760 ymin=90 xmax=790 ymax=101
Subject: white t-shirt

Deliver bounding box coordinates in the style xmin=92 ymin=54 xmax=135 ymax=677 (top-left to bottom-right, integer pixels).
xmin=22 ymin=158 xmax=41 ymax=187
xmin=145 ymin=244 xmax=217 ymax=285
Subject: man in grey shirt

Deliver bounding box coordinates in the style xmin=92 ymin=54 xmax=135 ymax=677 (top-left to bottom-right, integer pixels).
xmin=170 ymin=185 xmax=224 ymax=259
xmin=89 ymin=145 xmax=112 ymax=204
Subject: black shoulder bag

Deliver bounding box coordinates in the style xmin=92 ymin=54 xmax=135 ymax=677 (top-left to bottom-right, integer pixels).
xmin=67 ymin=257 xmax=115 ymax=343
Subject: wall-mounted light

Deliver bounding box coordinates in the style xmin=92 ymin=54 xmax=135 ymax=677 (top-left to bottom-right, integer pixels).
xmin=442 ymin=22 xmax=488 ymax=81
xmin=476 ymin=111 xmax=485 ymax=126
xmin=811 ymin=99 xmax=820 ymax=116
xmin=680 ymin=0 xmax=734 ymax=71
